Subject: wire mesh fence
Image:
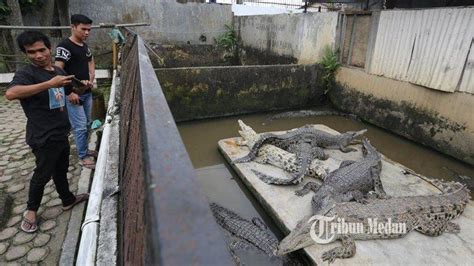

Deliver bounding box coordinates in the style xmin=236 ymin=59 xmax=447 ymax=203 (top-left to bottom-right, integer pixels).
xmin=118 ymin=28 xmax=232 ymax=265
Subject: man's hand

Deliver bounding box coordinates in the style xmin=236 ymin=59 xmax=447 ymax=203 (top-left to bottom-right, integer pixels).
xmin=68 ymin=92 xmax=80 ymax=105
xmin=82 ymin=80 xmax=93 ymax=89
xmin=48 ymin=75 xmax=74 ymax=88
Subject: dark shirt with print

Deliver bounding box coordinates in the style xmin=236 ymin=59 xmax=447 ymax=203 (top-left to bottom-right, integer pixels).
xmin=55 ymin=38 xmax=93 ymax=93
xmin=8 ymin=64 xmax=72 ymax=148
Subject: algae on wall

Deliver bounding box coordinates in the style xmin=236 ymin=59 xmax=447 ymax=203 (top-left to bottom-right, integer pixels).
xmin=329 ymin=84 xmax=473 ymax=165
xmin=156 ymin=64 xmax=325 ymax=122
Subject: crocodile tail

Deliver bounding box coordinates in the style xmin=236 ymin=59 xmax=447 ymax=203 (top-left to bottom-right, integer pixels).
xmin=252 ymin=169 xmax=304 ymax=185
xmin=232 ymin=154 xmax=255 ymax=164
xmin=232 ymin=136 xmax=269 ymax=164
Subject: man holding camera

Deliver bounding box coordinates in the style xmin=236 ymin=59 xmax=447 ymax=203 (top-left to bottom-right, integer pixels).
xmin=6 ymin=31 xmax=89 ymax=233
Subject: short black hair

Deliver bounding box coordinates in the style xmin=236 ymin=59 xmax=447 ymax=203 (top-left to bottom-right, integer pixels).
xmin=16 ymin=31 xmax=51 ymax=53
xmin=71 ymin=14 xmax=93 ymax=25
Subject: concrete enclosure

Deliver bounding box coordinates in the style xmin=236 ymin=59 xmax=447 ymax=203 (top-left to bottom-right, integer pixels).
xmin=330 ymin=67 xmax=474 ymax=165
xmin=156 ymin=64 xmax=324 ymax=121
xmin=67 ymin=1 xmax=474 ymax=164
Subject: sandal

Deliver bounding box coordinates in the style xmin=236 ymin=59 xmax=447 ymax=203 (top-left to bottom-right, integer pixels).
xmin=80 ymin=157 xmax=96 ymax=169
xmin=21 ymin=212 xmax=38 ymax=233
xmin=63 ymin=193 xmax=90 ymax=211
xmin=87 ymin=150 xmax=98 ymax=158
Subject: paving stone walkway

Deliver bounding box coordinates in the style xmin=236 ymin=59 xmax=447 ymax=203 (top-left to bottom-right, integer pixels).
xmin=0 ymin=88 xmax=83 ymax=264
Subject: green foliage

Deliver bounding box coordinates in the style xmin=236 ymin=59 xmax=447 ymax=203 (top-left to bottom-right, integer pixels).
xmin=320 ymin=46 xmax=340 ymax=94
xmin=0 ymin=0 xmax=43 ymax=23
xmin=216 ymin=24 xmax=241 ymax=65
xmin=0 ymin=1 xmax=11 ymax=23
xmin=19 ymin=0 xmax=43 ymax=13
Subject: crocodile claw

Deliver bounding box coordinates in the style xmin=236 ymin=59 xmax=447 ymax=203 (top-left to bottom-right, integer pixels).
xmin=321 ymin=249 xmax=337 ymax=264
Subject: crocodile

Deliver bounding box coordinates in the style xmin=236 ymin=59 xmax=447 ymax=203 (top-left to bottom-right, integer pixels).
xmin=233 ymin=125 xmax=367 ymax=185
xmin=210 ymin=203 xmax=305 ymax=265
xmin=294 ymin=138 xmax=388 ymax=214
xmin=263 ymin=110 xmax=360 ymax=125
xmin=210 ymin=202 xmax=279 ymax=256
xmin=236 ymin=120 xmax=330 ymax=180
xmin=277 ymin=181 xmax=471 ymax=263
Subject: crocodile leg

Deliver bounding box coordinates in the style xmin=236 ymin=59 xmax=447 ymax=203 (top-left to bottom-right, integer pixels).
xmin=251 ymin=169 xmax=304 ymax=185
xmin=339 ymin=160 xmax=356 ymax=168
xmin=295 ymin=182 xmax=320 ymax=197
xmin=370 ymin=165 xmax=389 ymax=199
xmin=446 ymin=222 xmax=461 ymax=233
xmin=415 ymin=219 xmax=453 ymax=236
xmin=313 ymin=146 xmax=329 ymax=160
xmin=338 ymin=190 xmax=367 ymax=204
xmin=339 ymin=145 xmax=357 ymax=153
xmin=252 ymin=217 xmax=268 ymax=231
xmin=321 ymin=235 xmax=356 ymax=263
xmin=231 ymin=239 xmax=255 ymax=251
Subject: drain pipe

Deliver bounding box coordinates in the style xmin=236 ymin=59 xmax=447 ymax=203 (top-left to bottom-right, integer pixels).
xmin=76 ymin=70 xmax=118 ymax=265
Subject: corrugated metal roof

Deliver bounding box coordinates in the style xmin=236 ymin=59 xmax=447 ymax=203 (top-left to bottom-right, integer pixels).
xmin=368 ymin=8 xmax=474 ymax=93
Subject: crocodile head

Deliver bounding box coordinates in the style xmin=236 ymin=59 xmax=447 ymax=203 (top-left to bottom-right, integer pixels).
xmin=342 ymin=129 xmax=367 ymax=145
xmin=361 ymin=138 xmax=378 ymax=157
xmin=277 ymin=214 xmax=315 ymax=255
xmin=278 ymin=194 xmax=338 ymax=256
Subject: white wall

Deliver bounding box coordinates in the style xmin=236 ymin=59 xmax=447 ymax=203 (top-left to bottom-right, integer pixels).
xmin=237 ymin=12 xmax=338 ymax=64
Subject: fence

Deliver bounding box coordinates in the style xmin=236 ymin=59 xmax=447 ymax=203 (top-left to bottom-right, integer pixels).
xmin=337 ymin=7 xmax=474 ymax=94
xmin=210 ymin=0 xmax=305 ymax=9
xmin=118 ymin=28 xmax=232 ymax=265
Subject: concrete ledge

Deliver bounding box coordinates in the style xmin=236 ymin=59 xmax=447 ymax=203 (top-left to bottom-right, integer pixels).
xmin=331 ymin=67 xmax=474 ymax=165
xmin=97 ymin=118 xmax=120 ymax=265
xmin=59 ymin=132 xmax=99 ymax=265
xmin=156 ymin=64 xmax=324 ymax=121
xmin=218 ymin=124 xmax=474 ymax=265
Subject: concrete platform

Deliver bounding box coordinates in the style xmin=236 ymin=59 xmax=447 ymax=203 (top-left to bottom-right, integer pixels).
xmin=218 ymin=124 xmax=474 ymax=265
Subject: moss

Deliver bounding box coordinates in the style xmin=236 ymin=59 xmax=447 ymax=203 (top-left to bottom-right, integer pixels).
xmin=156 ymin=64 xmax=325 ymax=121
xmin=329 ymin=83 xmax=472 ymax=164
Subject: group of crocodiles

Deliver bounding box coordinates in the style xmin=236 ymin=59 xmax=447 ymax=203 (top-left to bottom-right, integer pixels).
xmin=223 ymin=121 xmax=471 ymax=263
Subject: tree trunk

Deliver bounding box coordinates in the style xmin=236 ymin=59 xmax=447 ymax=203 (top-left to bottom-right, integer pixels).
xmin=56 ymin=0 xmax=70 ymax=37
xmin=40 ymin=0 xmax=55 ymax=26
xmin=5 ymin=0 xmax=24 ymax=70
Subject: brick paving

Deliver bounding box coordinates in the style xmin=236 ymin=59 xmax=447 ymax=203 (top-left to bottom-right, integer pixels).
xmin=0 ymin=88 xmax=83 ymax=264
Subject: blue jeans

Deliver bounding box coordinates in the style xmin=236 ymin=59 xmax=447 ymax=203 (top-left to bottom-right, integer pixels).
xmin=66 ymin=92 xmax=92 ymax=160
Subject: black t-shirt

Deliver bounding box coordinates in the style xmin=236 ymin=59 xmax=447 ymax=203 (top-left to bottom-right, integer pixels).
xmin=55 ymin=38 xmax=93 ymax=93
xmin=8 ymin=64 xmax=72 ymax=148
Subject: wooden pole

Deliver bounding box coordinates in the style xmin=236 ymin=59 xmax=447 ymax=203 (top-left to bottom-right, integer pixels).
xmin=112 ymin=42 xmax=117 ymax=70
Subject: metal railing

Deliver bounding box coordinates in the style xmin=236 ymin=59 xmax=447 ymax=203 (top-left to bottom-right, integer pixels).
xmin=210 ymin=0 xmax=306 ymax=9
xmin=118 ymin=29 xmax=233 ymax=265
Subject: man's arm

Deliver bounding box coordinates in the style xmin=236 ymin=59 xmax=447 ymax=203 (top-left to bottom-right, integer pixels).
xmin=5 ymin=75 xmax=73 ymax=101
xmin=54 ymin=60 xmax=65 ymax=69
xmin=88 ymin=57 xmax=95 ymax=85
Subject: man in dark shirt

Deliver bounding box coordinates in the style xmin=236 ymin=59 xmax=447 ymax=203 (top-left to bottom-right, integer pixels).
xmin=5 ymin=31 xmax=89 ymax=233
xmin=55 ymin=14 xmax=96 ymax=169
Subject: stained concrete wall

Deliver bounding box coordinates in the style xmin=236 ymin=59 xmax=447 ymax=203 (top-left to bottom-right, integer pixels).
xmin=70 ymin=0 xmax=232 ymax=50
xmin=236 ymin=12 xmax=338 ymax=64
xmin=156 ymin=64 xmax=324 ymax=121
xmin=330 ymin=67 xmax=474 ymax=165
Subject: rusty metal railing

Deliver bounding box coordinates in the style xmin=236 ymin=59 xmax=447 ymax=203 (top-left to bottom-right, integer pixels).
xmin=118 ymin=29 xmax=233 ymax=265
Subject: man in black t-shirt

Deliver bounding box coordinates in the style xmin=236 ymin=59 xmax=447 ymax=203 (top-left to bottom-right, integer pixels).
xmin=6 ymin=31 xmax=89 ymax=233
xmin=55 ymin=14 xmax=96 ymax=169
